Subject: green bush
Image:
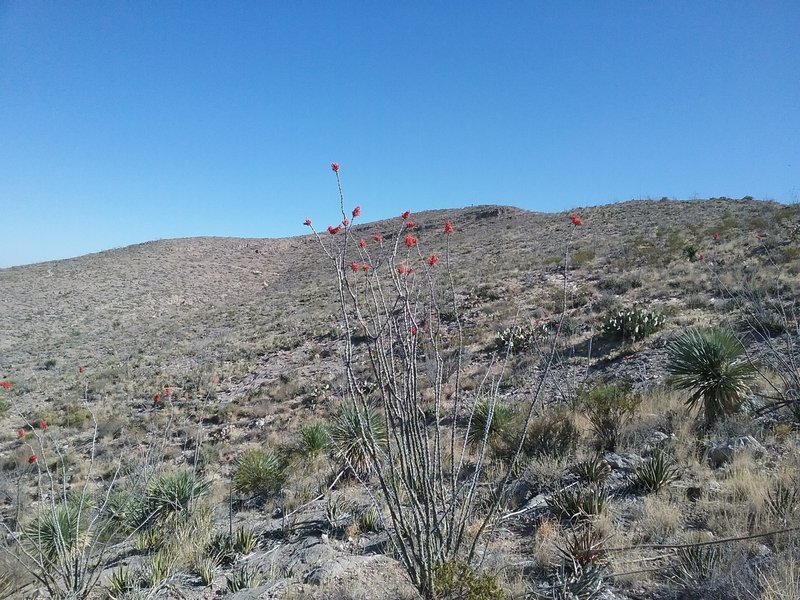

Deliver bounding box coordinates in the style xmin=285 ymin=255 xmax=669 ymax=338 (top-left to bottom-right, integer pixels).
xmin=523 ymin=407 xmax=580 ymax=459
xmin=233 ymin=448 xmax=285 ymax=498
xmin=666 ymin=328 xmax=757 ymax=426
xmin=601 ymin=308 xmax=665 ymax=342
xmin=145 ymin=469 xmax=209 ymax=527
xmin=433 ymin=560 xmax=506 ymax=600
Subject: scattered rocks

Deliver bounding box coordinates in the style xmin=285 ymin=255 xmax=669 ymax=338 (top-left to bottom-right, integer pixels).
xmin=706 ymin=435 xmax=766 ymax=467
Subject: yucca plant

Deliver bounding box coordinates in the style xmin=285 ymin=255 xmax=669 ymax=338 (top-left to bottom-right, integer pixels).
xmin=632 ymin=449 xmax=679 ymax=494
xmin=467 ymin=399 xmax=515 ymax=449
xmin=226 ymin=566 xmax=260 ymax=592
xmin=24 ymin=492 xmax=92 ymax=564
xmin=329 ymin=404 xmax=387 ymax=477
xmin=233 ymin=448 xmax=286 ymax=499
xmin=298 ymin=422 xmax=329 ymax=458
xmin=573 ymin=455 xmax=611 ymax=484
xmin=144 ymin=469 xmax=209 ymax=528
xmin=233 ymin=526 xmax=258 ymax=555
xmin=666 ymin=328 xmax=757 ymax=426
xmin=106 ymin=566 xmax=135 ymax=600
xmin=549 ymin=485 xmax=609 ymax=523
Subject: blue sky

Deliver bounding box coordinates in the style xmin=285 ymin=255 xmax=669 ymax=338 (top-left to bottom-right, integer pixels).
xmin=1 ymin=2 xmax=798 ymax=267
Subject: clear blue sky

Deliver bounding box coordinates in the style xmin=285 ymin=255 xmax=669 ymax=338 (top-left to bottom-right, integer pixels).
xmin=1 ymin=2 xmax=798 ymax=267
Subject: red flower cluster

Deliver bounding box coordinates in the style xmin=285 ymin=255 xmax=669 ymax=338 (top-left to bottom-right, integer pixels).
xmin=153 ymin=393 xmax=161 ymax=403
xmin=331 ymin=162 xmax=340 ymax=173
xmin=427 ymin=254 xmax=439 ymax=267
xmin=28 ymin=454 xmax=37 ymax=464
xmin=184 ymin=392 xmax=190 ymax=401
xmin=756 ymin=233 xmax=762 ymax=241
xmin=405 ymin=221 xmax=416 ymax=229
xmin=372 ymin=234 xmax=383 ymax=243
xmin=342 ymin=218 xmax=350 ymax=226
xmin=361 ymin=263 xmax=370 ymax=271
xmin=571 ymin=214 xmax=583 ymax=226
xmin=397 ymin=264 xmax=408 ymax=274
xmin=411 ymin=325 xmax=418 ymax=336
xmin=78 ymin=366 xmax=85 ymax=374
xmin=351 ymin=262 xmax=360 ymax=272
xmin=352 ymin=206 xmax=361 ymax=218
xmin=40 ymin=419 xmax=48 ymax=430
xmin=0 ymin=380 xmax=11 ymax=390
xmin=404 ymin=233 xmax=418 ymax=248
xmin=712 ymin=232 xmax=719 ymax=241
xmin=401 ymin=210 xmax=411 ymax=219
xmin=165 ymin=387 xmax=171 ymax=397
xmin=358 ymin=239 xmax=367 ymax=248
xmin=17 ymin=427 xmax=25 ymax=439
xmin=444 ymin=221 xmax=454 ymax=234
xmin=304 ymin=218 xmax=312 ymax=226
xmin=327 ymin=225 xmax=342 ymax=235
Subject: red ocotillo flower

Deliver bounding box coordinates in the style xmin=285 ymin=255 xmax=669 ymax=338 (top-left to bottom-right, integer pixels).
xmin=397 ymin=264 xmax=407 ymax=274
xmin=28 ymin=454 xmax=37 ymax=464
xmin=427 ymin=254 xmax=439 ymax=266
xmin=153 ymin=393 xmax=161 ymax=403
xmin=404 ymin=233 xmax=418 ymax=248
xmin=17 ymin=427 xmax=25 ymax=439
xmin=444 ymin=221 xmax=454 ymax=234
xmin=78 ymin=366 xmax=85 ymax=374
xmin=697 ymin=252 xmax=705 ymax=261
xmin=756 ymin=233 xmax=762 ymax=241
xmin=350 ymin=262 xmax=360 ymax=272
xmin=361 ymin=263 xmax=370 ymax=271
xmin=571 ymin=214 xmax=583 ymax=226
xmin=165 ymin=387 xmax=171 ymax=397
xmin=184 ymin=392 xmax=190 ymax=401
xmin=411 ymin=325 xmax=418 ymax=336
xmin=40 ymin=419 xmax=48 ymax=430
xmin=401 ymin=210 xmax=411 ymax=219
xmin=331 ymin=162 xmax=340 ymax=173
xmin=327 ymin=225 xmax=342 ymax=235
xmin=225 ymin=454 xmax=233 ymax=462
xmin=405 ymin=221 xmax=416 ymax=229
xmin=358 ymin=239 xmax=367 ymax=248
xmin=304 ymin=218 xmax=312 ymax=226
xmin=372 ymin=234 xmax=383 ymax=243
xmin=341 ymin=218 xmax=349 ymax=226
xmin=352 ymin=205 xmax=361 ymax=218
xmin=712 ymin=232 xmax=719 ymax=241
xmin=0 ymin=380 xmax=11 ymax=390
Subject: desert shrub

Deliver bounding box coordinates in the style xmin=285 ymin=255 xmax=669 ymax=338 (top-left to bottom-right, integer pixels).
xmin=233 ymin=448 xmax=285 ymax=499
xmin=496 ymin=323 xmax=550 ymax=353
xmin=632 ymin=449 xmax=679 ymax=493
xmin=432 ymin=560 xmax=505 ymax=600
xmin=206 ymin=532 xmax=237 ymax=567
xmin=545 ymin=561 xmax=606 ymax=600
xmin=601 ymin=308 xmax=665 ymax=342
xmin=666 ymin=328 xmax=757 ymax=426
xmin=329 ymin=404 xmax=387 ymax=477
xmin=765 ymin=478 xmax=800 ymax=525
xmin=0 ymin=397 xmax=9 ymax=415
xmin=597 ymin=275 xmax=642 ymax=295
xmin=549 ymin=485 xmax=609 ymax=523
xmin=523 ymin=407 xmax=580 ymax=459
xmin=59 ymin=403 xmax=93 ymax=429
xmin=578 ymin=379 xmax=641 ymax=452
xmin=233 ymin=526 xmax=257 ymax=554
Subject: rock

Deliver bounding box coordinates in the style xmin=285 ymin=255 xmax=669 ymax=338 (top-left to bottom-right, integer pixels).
xmin=706 ymin=435 xmax=766 ymax=467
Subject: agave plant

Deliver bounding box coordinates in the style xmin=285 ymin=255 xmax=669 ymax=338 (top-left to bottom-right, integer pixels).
xmin=666 ymin=328 xmax=757 ymax=426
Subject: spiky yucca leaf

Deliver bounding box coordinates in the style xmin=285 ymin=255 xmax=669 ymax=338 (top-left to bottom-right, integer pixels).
xmin=666 ymin=328 xmax=757 ymax=425
xmin=233 ymin=448 xmax=285 ymax=498
xmin=146 ymin=469 xmax=209 ymax=526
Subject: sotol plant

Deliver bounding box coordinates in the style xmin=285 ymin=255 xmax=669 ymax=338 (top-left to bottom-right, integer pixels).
xmin=666 ymin=328 xmax=757 ymax=426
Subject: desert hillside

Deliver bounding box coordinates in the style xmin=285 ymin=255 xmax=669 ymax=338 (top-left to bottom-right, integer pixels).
xmin=1 ymin=197 xmax=799 ymax=600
